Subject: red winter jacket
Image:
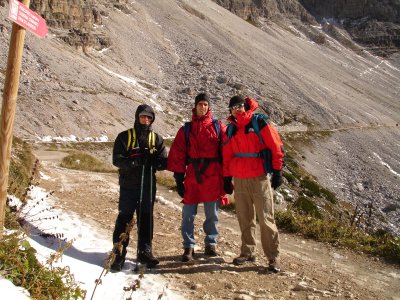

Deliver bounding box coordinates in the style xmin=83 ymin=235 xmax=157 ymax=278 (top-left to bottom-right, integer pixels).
xmin=168 ymin=109 xmax=226 ymax=204
xmin=223 ymin=98 xmax=284 ymax=178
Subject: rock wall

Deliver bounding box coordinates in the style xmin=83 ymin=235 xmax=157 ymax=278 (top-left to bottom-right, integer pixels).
xmin=301 ymin=0 xmax=400 ymax=56
xmin=30 ymin=0 xmax=100 ymax=30
xmin=301 ymin=0 xmax=400 ymax=22
xmin=213 ymin=0 xmax=400 ymax=57
xmin=212 ymin=0 xmax=315 ymax=23
xmin=29 ymin=0 xmax=113 ymax=50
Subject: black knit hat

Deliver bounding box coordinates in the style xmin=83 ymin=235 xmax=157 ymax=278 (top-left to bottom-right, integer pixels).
xmin=195 ymin=93 xmax=210 ymax=106
xmin=228 ymin=95 xmax=245 ymax=108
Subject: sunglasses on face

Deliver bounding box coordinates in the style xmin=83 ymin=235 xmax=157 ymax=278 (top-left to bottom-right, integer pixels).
xmin=139 ymin=115 xmax=153 ymax=120
xmin=231 ymin=103 xmax=245 ymax=110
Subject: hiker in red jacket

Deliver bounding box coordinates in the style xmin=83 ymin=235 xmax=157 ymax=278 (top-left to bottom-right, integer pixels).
xmin=168 ymin=93 xmax=227 ymax=262
xmin=223 ymin=96 xmax=284 ymax=273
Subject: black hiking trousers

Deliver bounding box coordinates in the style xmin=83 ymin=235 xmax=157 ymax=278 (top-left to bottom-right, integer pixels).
xmin=112 ymin=185 xmax=156 ymax=255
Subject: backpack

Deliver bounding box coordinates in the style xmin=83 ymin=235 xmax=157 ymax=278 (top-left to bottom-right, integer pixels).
xmin=225 ymin=113 xmax=268 ymax=144
xmin=224 ymin=113 xmax=273 ymax=174
xmin=183 ymin=118 xmax=222 ymax=183
xmin=183 ymin=118 xmax=221 ymax=148
xmin=126 ymin=128 xmax=156 ymax=154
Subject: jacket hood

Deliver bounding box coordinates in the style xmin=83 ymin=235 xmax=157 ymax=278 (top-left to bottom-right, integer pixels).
xmin=134 ymin=104 xmax=155 ymax=130
xmin=228 ymin=97 xmax=258 ymax=128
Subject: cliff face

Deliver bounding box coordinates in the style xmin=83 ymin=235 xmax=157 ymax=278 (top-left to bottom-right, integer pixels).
xmin=30 ymin=0 xmax=99 ymax=30
xmin=29 ymin=0 xmax=117 ymax=50
xmin=301 ymin=0 xmax=399 ymax=22
xmin=213 ymin=0 xmax=400 ymax=57
xmin=212 ymin=0 xmax=315 ymax=23
xmin=301 ymin=0 xmax=400 ymax=56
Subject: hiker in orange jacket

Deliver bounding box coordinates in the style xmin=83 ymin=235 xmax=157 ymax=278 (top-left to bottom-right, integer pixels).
xmin=223 ymin=96 xmax=284 ymax=273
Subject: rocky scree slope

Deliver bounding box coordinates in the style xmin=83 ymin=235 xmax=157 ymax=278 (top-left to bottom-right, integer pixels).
xmin=0 ymin=0 xmax=399 ymax=237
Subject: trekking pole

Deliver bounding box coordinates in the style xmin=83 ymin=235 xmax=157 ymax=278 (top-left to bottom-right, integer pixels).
xmin=134 ymin=162 xmax=146 ymax=272
xmin=149 ymin=164 xmax=153 ymax=258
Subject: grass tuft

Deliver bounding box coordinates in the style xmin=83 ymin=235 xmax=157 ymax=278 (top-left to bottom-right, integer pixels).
xmin=60 ymin=151 xmax=115 ymax=173
xmin=0 ymin=233 xmax=85 ymax=299
xmin=2 ymin=137 xmax=86 ymax=299
xmin=276 ymin=210 xmax=400 ymax=263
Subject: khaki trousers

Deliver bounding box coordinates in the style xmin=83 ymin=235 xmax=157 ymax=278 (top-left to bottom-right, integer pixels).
xmin=234 ymin=175 xmax=280 ymax=260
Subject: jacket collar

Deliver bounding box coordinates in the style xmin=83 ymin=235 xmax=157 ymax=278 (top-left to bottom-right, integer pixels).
xmin=192 ymin=108 xmax=212 ymax=123
xmin=227 ymin=97 xmax=258 ymax=128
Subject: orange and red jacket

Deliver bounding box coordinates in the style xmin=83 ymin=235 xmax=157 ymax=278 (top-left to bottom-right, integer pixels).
xmin=168 ymin=109 xmax=227 ymax=204
xmin=222 ymin=98 xmax=284 ymax=178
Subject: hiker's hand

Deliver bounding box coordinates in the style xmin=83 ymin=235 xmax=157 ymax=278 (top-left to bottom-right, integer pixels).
xmin=174 ymin=173 xmax=185 ymax=198
xmin=129 ymin=155 xmax=143 ymax=167
xmin=223 ymin=177 xmax=234 ymax=195
xmin=176 ymin=181 xmax=185 ymax=198
xmin=271 ymin=170 xmax=283 ymax=189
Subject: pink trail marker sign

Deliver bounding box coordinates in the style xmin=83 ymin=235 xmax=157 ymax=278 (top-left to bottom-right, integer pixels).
xmin=8 ymin=0 xmax=48 ymax=38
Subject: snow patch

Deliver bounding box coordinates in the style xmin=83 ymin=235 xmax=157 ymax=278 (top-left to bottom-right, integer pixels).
xmin=36 ymin=135 xmax=109 ymax=143
xmin=98 ymin=65 xmax=164 ymax=112
xmin=373 ymin=153 xmax=400 ymax=178
xmin=3 ymin=186 xmax=184 ymax=300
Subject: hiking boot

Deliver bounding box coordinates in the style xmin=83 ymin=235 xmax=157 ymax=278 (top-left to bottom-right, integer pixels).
xmin=110 ymin=245 xmax=126 ymax=272
xmin=110 ymin=253 xmax=125 ymax=272
xmin=233 ymin=254 xmax=256 ymax=265
xmin=204 ymin=244 xmax=218 ymax=256
xmin=268 ymin=258 xmax=281 ymax=273
xmin=182 ymin=248 xmax=194 ymax=262
xmin=138 ymin=250 xmax=159 ymax=268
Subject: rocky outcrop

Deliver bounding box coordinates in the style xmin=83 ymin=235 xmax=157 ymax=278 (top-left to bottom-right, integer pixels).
xmin=212 ymin=0 xmax=316 ymax=24
xmin=30 ymin=0 xmax=111 ymax=50
xmin=301 ymin=0 xmax=400 ymax=57
xmin=213 ymin=0 xmax=400 ymax=57
xmin=30 ymin=0 xmax=100 ymax=30
xmin=301 ymin=0 xmax=400 ymax=22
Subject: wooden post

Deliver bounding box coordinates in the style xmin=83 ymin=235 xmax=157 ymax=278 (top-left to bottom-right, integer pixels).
xmin=0 ymin=0 xmax=30 ymax=239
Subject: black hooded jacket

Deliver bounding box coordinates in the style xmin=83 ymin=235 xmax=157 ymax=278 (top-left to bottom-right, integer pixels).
xmin=113 ymin=104 xmax=167 ymax=189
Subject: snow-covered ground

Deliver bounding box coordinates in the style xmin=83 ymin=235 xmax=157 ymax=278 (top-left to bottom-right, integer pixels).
xmin=2 ymin=185 xmax=184 ymax=300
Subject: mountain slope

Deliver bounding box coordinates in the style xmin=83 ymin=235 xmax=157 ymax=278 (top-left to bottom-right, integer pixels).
xmin=0 ymin=0 xmax=399 ymax=234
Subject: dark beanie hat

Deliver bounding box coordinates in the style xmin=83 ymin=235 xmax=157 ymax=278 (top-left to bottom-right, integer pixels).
xmin=228 ymin=95 xmax=245 ymax=108
xmin=195 ymin=93 xmax=210 ymax=106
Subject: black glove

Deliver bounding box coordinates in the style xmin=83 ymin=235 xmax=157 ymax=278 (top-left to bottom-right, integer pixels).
xmin=271 ymin=169 xmax=283 ymax=189
xmin=174 ymin=173 xmax=185 ymax=198
xmin=223 ymin=177 xmax=234 ymax=195
xmin=129 ymin=155 xmax=144 ymax=167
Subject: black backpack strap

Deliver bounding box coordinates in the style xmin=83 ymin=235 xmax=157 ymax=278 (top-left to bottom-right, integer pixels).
xmin=223 ymin=123 xmax=237 ymax=146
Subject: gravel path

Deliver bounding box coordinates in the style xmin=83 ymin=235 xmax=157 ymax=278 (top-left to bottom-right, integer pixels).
xmin=33 ymin=145 xmax=400 ymax=300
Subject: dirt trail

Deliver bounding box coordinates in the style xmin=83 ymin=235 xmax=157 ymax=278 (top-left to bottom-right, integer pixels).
xmin=33 ymin=146 xmax=400 ymax=300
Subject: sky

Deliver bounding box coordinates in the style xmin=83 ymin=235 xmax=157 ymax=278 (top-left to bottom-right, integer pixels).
xmin=1 ymin=182 xmax=185 ymax=300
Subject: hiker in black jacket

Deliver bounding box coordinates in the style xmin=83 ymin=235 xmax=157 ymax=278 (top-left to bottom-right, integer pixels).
xmin=110 ymin=104 xmax=167 ymax=271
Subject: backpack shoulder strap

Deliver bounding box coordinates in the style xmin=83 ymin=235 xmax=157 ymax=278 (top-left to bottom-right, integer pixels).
xmin=126 ymin=128 xmax=136 ymax=151
xmin=183 ymin=121 xmax=191 ymax=148
xmin=223 ymin=123 xmax=236 ymax=146
xmin=212 ymin=118 xmax=221 ymax=141
xmin=251 ymin=113 xmax=269 ymax=145
xmin=148 ymin=131 xmax=156 ymax=153
xmin=127 ymin=128 xmax=156 ymax=152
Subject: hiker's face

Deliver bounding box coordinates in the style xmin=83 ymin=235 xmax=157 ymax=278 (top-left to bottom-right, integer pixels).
xmin=196 ymin=101 xmax=209 ymax=117
xmin=231 ymin=103 xmax=245 ymax=118
xmin=139 ymin=115 xmax=153 ymax=125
